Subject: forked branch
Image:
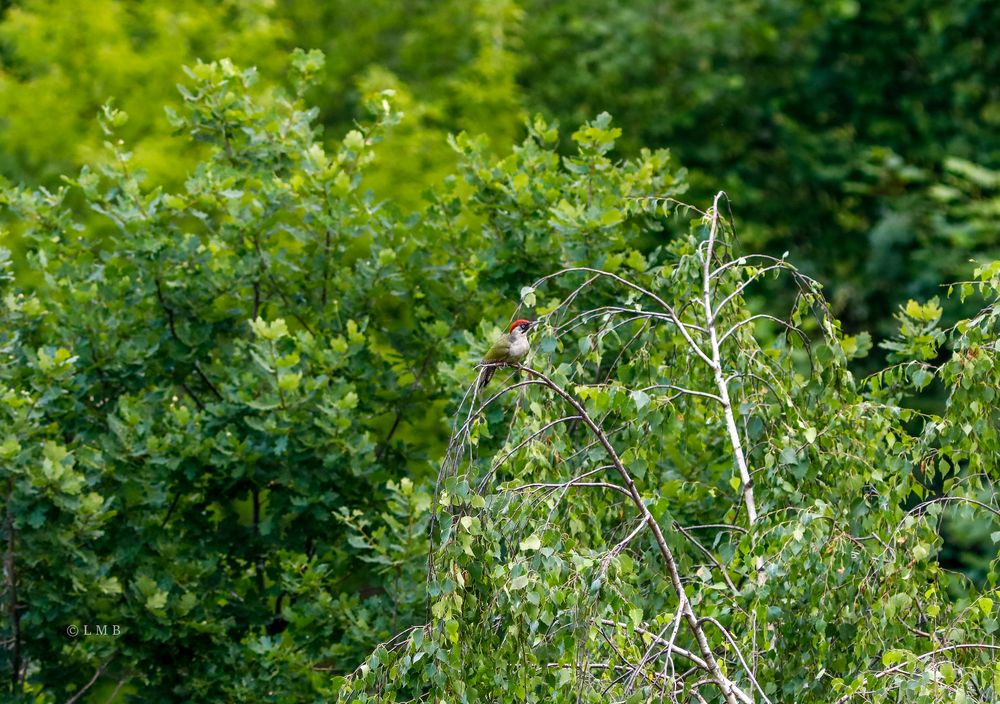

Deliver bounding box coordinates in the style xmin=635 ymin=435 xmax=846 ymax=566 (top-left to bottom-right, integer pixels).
xmin=512 ymin=364 xmax=753 ymax=704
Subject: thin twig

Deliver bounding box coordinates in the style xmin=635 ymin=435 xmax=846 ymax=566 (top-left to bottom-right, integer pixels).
xmin=514 ymin=364 xmax=751 ymax=704
xmin=66 ymin=655 xmax=115 ymax=704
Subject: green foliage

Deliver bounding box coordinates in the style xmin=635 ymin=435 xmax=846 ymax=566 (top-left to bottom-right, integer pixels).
xmin=300 ymin=0 xmax=525 ymax=209
xmin=338 ymin=206 xmax=1000 ymax=703
xmin=0 ymin=0 xmax=288 ymax=186
xmin=517 ymin=0 xmax=1000 ymax=334
xmin=0 ymin=0 xmax=996 ymax=697
xmin=0 ymin=54 xmax=687 ymax=700
xmin=2 ymin=0 xmax=996 ymax=338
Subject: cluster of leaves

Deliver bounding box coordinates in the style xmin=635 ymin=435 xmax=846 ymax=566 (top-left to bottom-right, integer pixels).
xmin=338 ymin=202 xmax=1000 ymax=702
xmin=517 ymin=0 xmax=1000 ymax=334
xmin=0 ymin=0 xmax=288 ymax=185
xmin=3 ymin=0 xmax=996 ymax=340
xmin=0 ymin=3 xmax=994 ymax=694
xmin=849 ymin=152 xmax=1000 ymax=337
xmin=0 ymin=53 xmax=687 ymax=700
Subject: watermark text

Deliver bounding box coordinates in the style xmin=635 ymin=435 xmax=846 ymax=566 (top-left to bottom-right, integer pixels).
xmin=66 ymin=624 xmax=121 ymax=637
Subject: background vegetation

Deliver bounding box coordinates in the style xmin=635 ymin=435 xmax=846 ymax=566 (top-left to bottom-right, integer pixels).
xmin=0 ymin=0 xmax=997 ymax=701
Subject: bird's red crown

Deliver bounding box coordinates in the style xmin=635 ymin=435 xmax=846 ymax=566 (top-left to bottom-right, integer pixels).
xmin=509 ymin=319 xmax=532 ymax=332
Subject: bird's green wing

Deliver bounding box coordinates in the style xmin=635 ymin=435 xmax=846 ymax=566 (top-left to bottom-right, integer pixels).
xmin=483 ymin=336 xmax=510 ymax=362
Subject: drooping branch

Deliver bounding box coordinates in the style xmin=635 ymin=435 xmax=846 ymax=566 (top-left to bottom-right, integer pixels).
xmin=428 ymin=378 xmax=552 ymax=604
xmin=476 ymin=415 xmax=582 ymax=493
xmin=509 ymin=477 xmax=630 ymax=500
xmin=719 ymin=313 xmax=810 ymax=349
xmin=832 ymin=644 xmax=1000 ymax=704
xmin=532 ymin=218 xmax=771 ymax=526
xmin=674 ymin=523 xmax=739 ymax=595
xmin=598 ymin=618 xmax=704 ymax=670
xmin=512 ymin=364 xmax=752 ymax=704
xmin=699 ymin=616 xmax=773 ymax=704
xmin=637 ymin=384 xmax=723 ymax=404
xmin=532 ymin=267 xmax=715 ymax=368
xmin=711 ymin=263 xmax=790 ymax=316
xmin=554 ymin=305 xmax=707 ymax=339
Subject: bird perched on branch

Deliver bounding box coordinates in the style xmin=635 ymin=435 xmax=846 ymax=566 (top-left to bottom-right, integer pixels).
xmin=478 ymin=319 xmax=533 ymax=389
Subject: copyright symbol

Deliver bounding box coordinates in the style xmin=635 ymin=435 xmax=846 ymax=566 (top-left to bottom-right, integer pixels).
xmin=66 ymin=625 xmax=78 ymax=637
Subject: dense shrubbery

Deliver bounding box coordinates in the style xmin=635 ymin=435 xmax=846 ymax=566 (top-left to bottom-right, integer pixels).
xmin=2 ymin=0 xmax=996 ymax=331
xmin=0 ymin=1 xmax=996 ymax=700
xmin=0 ymin=55 xmax=687 ymax=700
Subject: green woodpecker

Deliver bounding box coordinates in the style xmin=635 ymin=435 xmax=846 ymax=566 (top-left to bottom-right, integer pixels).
xmin=478 ymin=319 xmax=533 ymax=389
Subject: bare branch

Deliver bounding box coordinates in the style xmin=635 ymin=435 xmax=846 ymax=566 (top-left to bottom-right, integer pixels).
xmin=719 ymin=313 xmax=806 ymax=347
xmin=701 ymin=193 xmax=758 ymax=526
xmin=712 ymin=263 xmax=788 ymax=317
xmin=66 ymin=655 xmax=115 ymax=704
xmin=513 ymin=363 xmax=751 ymax=704
xmin=532 ymin=267 xmax=715 ymax=367
xmin=509 ymin=479 xmax=632 ymax=499
xmin=638 ymin=384 xmax=723 ymax=404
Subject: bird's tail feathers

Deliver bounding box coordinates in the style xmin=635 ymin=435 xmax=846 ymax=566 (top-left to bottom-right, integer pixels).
xmin=478 ymin=365 xmax=496 ymax=391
